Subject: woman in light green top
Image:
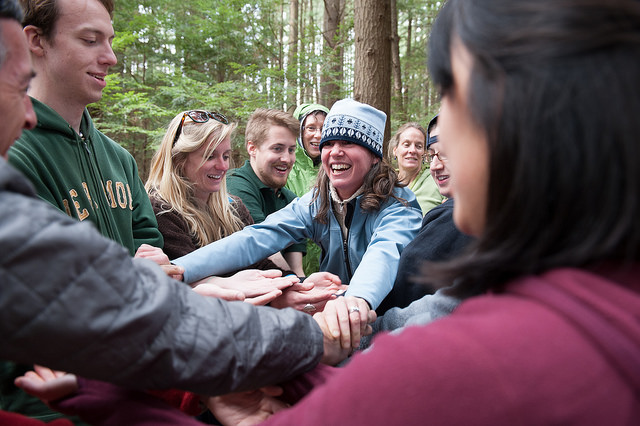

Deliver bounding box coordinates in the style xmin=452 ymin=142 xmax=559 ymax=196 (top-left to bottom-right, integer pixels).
xmin=389 ymin=122 xmax=444 ymax=215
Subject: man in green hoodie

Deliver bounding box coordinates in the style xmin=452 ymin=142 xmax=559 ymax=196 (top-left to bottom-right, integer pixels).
xmin=8 ymin=0 xmax=162 ymax=256
xmin=285 ymin=103 xmax=329 ymax=276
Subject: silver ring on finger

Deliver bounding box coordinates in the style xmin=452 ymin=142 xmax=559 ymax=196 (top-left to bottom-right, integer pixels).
xmin=348 ymin=306 xmax=360 ymax=314
xmin=303 ymin=303 xmax=317 ymax=314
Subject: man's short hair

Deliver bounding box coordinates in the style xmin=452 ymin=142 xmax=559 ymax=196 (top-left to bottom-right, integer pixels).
xmin=245 ymin=108 xmax=299 ymax=149
xmin=0 ymin=0 xmax=24 ymax=67
xmin=20 ymin=0 xmax=114 ymax=40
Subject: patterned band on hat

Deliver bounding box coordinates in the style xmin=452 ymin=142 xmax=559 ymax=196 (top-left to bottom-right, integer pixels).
xmin=322 ymin=113 xmax=384 ymax=157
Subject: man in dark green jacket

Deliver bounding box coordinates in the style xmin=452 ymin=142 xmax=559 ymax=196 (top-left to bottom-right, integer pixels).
xmin=227 ymin=108 xmax=306 ymax=277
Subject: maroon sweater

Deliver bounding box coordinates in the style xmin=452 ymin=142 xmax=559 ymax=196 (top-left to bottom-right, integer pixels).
xmin=267 ymin=266 xmax=640 ymax=425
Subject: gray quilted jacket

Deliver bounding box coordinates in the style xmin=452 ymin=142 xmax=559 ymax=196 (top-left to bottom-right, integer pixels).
xmin=0 ymin=159 xmax=322 ymax=395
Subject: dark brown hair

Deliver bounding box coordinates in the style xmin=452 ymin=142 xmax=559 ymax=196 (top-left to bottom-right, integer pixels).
xmin=425 ymin=0 xmax=640 ymax=294
xmin=20 ymin=0 xmax=114 ymax=39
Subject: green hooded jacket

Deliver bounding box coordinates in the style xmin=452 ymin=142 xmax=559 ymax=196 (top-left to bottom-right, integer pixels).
xmin=285 ymin=103 xmax=329 ymax=197
xmin=285 ymin=103 xmax=329 ymax=275
xmin=9 ymin=98 xmax=162 ymax=255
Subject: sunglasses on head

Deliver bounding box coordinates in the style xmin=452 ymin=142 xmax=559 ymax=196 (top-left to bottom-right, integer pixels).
xmin=173 ymin=110 xmax=229 ymax=146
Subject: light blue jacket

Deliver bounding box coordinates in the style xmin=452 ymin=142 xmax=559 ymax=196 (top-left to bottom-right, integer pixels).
xmin=175 ymin=186 xmax=423 ymax=309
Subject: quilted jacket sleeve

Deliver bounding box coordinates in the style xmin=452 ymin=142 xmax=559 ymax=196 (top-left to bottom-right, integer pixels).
xmin=0 ymin=161 xmax=323 ymax=396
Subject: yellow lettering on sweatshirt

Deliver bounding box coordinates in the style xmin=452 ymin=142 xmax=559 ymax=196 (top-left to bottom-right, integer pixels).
xmin=127 ymin=183 xmax=133 ymax=210
xmin=104 ymin=180 xmax=117 ymax=208
xmin=69 ymin=189 xmax=89 ymax=221
xmin=116 ymin=182 xmax=128 ymax=209
xmin=82 ymin=182 xmax=98 ymax=210
xmin=62 ymin=198 xmax=72 ymax=216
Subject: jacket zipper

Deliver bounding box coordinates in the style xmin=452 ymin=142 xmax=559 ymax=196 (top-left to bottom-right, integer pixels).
xmin=343 ymin=236 xmax=353 ymax=280
xmin=82 ymin=137 xmax=91 ymax=156
xmin=78 ymin=131 xmax=119 ymax=242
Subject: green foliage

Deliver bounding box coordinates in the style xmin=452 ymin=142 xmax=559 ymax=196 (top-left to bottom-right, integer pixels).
xmin=91 ymin=0 xmax=443 ymax=178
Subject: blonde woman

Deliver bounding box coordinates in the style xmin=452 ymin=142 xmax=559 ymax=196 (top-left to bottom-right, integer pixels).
xmin=146 ymin=110 xmax=298 ymax=303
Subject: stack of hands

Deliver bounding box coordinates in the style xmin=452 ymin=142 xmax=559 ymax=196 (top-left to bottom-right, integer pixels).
xmin=134 ymin=244 xmax=351 ymax=314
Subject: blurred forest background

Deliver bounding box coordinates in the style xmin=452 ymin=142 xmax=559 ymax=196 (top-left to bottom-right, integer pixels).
xmin=90 ymin=0 xmax=444 ymax=177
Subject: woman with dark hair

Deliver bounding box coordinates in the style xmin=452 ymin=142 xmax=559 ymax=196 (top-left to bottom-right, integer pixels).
xmin=209 ymin=0 xmax=640 ymax=423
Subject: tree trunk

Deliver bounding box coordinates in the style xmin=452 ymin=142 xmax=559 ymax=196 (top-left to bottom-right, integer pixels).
xmin=287 ymin=0 xmax=299 ymax=111
xmin=354 ymin=0 xmax=392 ymax=145
xmin=390 ymin=0 xmax=405 ymax=123
xmin=321 ymin=0 xmax=345 ymax=107
xmin=405 ymin=11 xmax=413 ymax=117
xmin=278 ymin=2 xmax=285 ymax=109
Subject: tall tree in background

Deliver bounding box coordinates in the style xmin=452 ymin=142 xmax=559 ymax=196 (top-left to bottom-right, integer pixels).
xmin=287 ymin=0 xmax=300 ymax=111
xmin=403 ymin=6 xmax=414 ymax=115
xmin=321 ymin=0 xmax=346 ymax=107
xmin=398 ymin=0 xmax=442 ymax=128
xmin=390 ymin=0 xmax=405 ymax=122
xmin=353 ymin=0 xmax=392 ymax=144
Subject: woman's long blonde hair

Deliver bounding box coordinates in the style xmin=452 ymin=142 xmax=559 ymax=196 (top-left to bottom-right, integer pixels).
xmin=146 ymin=111 xmax=243 ymax=248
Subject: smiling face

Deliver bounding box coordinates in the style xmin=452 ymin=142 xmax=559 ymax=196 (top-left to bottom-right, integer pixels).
xmin=248 ymin=125 xmax=297 ymax=190
xmin=0 ymin=19 xmax=37 ymax=158
xmin=301 ymin=113 xmax=326 ymax=159
xmin=438 ymin=38 xmax=489 ymax=236
xmin=31 ymin=0 xmax=117 ymax=113
xmin=183 ymin=136 xmax=232 ymax=202
xmin=393 ymin=127 xmax=426 ymax=176
xmin=321 ymin=140 xmax=378 ymax=199
xmin=427 ymin=125 xmax=452 ymax=198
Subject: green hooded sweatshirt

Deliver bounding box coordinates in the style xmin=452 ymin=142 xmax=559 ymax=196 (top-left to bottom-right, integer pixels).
xmin=9 ymin=98 xmax=162 ymax=255
xmin=285 ymin=103 xmax=330 ymax=197
xmin=285 ymin=103 xmax=329 ymax=276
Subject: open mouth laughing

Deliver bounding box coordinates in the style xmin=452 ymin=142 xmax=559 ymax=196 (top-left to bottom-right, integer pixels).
xmin=330 ymin=163 xmax=351 ymax=175
xmin=274 ymin=164 xmax=290 ymax=175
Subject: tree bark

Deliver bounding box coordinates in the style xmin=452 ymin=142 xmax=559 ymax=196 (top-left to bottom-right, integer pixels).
xmin=390 ymin=0 xmax=405 ymax=123
xmin=287 ymin=0 xmax=299 ymax=111
xmin=321 ymin=0 xmax=345 ymax=107
xmin=354 ymin=0 xmax=392 ymax=145
xmin=405 ymin=10 xmax=413 ymax=117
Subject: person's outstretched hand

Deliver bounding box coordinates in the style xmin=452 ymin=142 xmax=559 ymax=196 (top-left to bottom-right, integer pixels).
xmin=207 ymin=386 xmax=289 ymax=426
xmin=14 ymin=365 xmax=78 ymax=404
xmin=314 ymin=296 xmax=377 ymax=364
xmin=207 ymin=269 xmax=298 ymax=298
xmin=270 ymin=272 xmax=344 ymax=312
xmin=192 ymin=282 xmax=246 ymax=302
xmin=134 ymin=244 xmax=184 ymax=280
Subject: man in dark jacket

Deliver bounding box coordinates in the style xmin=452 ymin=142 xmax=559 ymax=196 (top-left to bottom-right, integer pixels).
xmin=377 ymin=114 xmax=473 ymax=315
